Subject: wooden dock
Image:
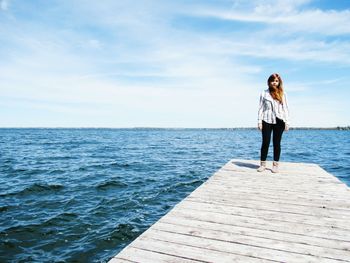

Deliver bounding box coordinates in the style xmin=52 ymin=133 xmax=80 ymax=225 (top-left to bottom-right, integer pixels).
xmin=109 ymin=159 xmax=350 ymax=262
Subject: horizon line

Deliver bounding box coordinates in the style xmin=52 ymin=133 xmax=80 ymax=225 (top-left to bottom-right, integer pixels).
xmin=0 ymin=126 xmax=349 ymax=130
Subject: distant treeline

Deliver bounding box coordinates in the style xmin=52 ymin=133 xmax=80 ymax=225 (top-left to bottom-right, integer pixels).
xmin=1 ymin=126 xmax=350 ymax=130
xmin=131 ymin=127 xmax=350 ymax=130
xmin=288 ymin=126 xmax=350 ymax=130
xmin=229 ymin=127 xmax=350 ymax=130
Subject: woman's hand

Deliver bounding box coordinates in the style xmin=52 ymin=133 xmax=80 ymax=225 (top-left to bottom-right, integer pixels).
xmin=258 ymin=123 xmax=263 ymax=131
xmin=285 ymin=124 xmax=289 ymax=131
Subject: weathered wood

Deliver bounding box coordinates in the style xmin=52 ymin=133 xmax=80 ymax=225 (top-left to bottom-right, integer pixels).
xmin=165 ymin=208 xmax=350 ymax=242
xmin=186 ymin=196 xmax=350 ymax=220
xmin=111 ymin=246 xmax=200 ymax=263
xmin=109 ymin=159 xmax=350 ymax=262
xmin=190 ymin=186 xmax=350 ymax=210
xmin=175 ymin=200 xmax=350 ymax=230
xmin=159 ymin=216 xmax=350 ymax=250
xmin=128 ymin=235 xmax=276 ymax=263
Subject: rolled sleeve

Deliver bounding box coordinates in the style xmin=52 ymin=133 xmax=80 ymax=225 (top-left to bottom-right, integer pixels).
xmin=283 ymin=93 xmax=290 ymax=126
xmin=257 ymin=92 xmax=264 ymax=124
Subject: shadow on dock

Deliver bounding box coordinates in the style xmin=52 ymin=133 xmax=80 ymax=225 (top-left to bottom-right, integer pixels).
xmin=232 ymin=160 xmax=259 ymax=169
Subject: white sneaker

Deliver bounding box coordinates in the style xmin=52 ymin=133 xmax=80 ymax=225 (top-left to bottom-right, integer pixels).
xmin=257 ymin=161 xmax=266 ymax=172
xmin=272 ymin=161 xmax=279 ymax=173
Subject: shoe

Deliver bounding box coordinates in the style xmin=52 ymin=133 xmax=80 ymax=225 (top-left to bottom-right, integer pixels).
xmin=257 ymin=161 xmax=266 ymax=172
xmin=272 ymin=161 xmax=279 ymax=173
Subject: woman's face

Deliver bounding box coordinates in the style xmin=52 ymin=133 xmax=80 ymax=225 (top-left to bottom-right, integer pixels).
xmin=270 ymin=78 xmax=279 ymax=88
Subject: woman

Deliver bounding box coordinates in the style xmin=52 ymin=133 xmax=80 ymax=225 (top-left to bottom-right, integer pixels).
xmin=257 ymin=73 xmax=289 ymax=173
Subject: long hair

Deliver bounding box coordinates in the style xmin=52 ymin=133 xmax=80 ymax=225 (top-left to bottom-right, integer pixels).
xmin=267 ymin=73 xmax=284 ymax=104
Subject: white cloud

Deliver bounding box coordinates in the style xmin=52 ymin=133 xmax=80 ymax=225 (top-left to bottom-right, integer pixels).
xmin=197 ymin=3 xmax=350 ymax=35
xmin=232 ymin=38 xmax=350 ymax=63
xmin=0 ymin=0 xmax=8 ymax=11
xmin=86 ymin=39 xmax=102 ymax=49
xmin=1 ymin=0 xmax=350 ymax=127
xmin=180 ymin=34 xmax=350 ymax=65
xmin=252 ymin=0 xmax=312 ymax=14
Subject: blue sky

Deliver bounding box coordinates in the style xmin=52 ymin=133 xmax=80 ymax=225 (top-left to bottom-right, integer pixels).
xmin=1 ymin=0 xmax=349 ymax=128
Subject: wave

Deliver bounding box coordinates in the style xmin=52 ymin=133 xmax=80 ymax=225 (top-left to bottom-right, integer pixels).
xmin=76 ymin=162 xmax=131 ymax=172
xmin=1 ymin=212 xmax=78 ymax=243
xmin=104 ymin=223 xmax=142 ymax=243
xmin=0 ymin=183 xmax=64 ymax=197
xmin=2 ymin=166 xmax=50 ymax=177
xmin=0 ymin=205 xmax=11 ymax=212
xmin=109 ymin=161 xmax=130 ymax=168
xmin=43 ymin=212 xmax=78 ymax=226
xmin=96 ymin=180 xmax=128 ymax=190
xmin=45 ymin=156 xmax=74 ymax=160
xmin=174 ymin=178 xmax=203 ymax=188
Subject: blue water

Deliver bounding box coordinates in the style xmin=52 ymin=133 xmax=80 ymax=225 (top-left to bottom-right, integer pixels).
xmin=0 ymin=128 xmax=349 ymax=262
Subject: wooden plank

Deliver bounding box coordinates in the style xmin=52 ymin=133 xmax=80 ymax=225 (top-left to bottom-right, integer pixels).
xmin=190 ymin=186 xmax=350 ymax=210
xmin=199 ymin=181 xmax=350 ymax=201
xmin=135 ymin=229 xmax=344 ymax=263
xmin=158 ymin=216 xmax=350 ymax=251
xmin=111 ymin=246 xmax=201 ymax=263
xmin=152 ymin=222 xmax=350 ymax=261
xmin=186 ymin=196 xmax=350 ymax=220
xmin=209 ymin=173 xmax=349 ymax=192
xmin=211 ymin=172 xmax=349 ymax=188
xmin=109 ymin=159 xmax=350 ymax=262
xmin=188 ymin=190 xmax=350 ymax=214
xmin=109 ymin=258 xmax=136 ymax=263
xmin=176 ymin=200 xmax=350 ymax=230
xmin=129 ymin=235 xmax=274 ymax=263
xmin=165 ymin=207 xmax=350 ymax=242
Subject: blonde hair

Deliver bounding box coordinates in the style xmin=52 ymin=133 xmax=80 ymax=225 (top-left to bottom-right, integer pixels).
xmin=267 ymin=73 xmax=284 ymax=104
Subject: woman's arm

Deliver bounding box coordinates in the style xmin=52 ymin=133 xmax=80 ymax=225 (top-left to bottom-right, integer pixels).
xmin=283 ymin=93 xmax=290 ymax=130
xmin=258 ymin=92 xmax=264 ymax=130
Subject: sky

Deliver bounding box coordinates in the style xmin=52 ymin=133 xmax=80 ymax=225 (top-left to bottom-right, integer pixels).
xmin=1 ymin=0 xmax=350 ymax=128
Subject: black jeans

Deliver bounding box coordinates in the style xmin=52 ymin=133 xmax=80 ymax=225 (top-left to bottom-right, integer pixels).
xmin=260 ymin=118 xmax=285 ymax=162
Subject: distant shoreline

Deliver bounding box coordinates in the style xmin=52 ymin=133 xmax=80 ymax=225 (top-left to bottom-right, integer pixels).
xmin=0 ymin=127 xmax=349 ymax=130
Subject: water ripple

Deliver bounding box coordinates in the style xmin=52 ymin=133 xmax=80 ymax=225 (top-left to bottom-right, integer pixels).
xmin=0 ymin=128 xmax=349 ymax=263
xmin=96 ymin=180 xmax=128 ymax=190
xmin=1 ymin=183 xmax=64 ymax=197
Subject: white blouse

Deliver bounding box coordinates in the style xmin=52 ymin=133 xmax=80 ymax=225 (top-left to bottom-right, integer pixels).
xmin=258 ymin=89 xmax=290 ymax=125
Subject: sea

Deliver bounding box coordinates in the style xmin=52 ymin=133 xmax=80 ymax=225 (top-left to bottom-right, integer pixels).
xmin=0 ymin=128 xmax=349 ymax=262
